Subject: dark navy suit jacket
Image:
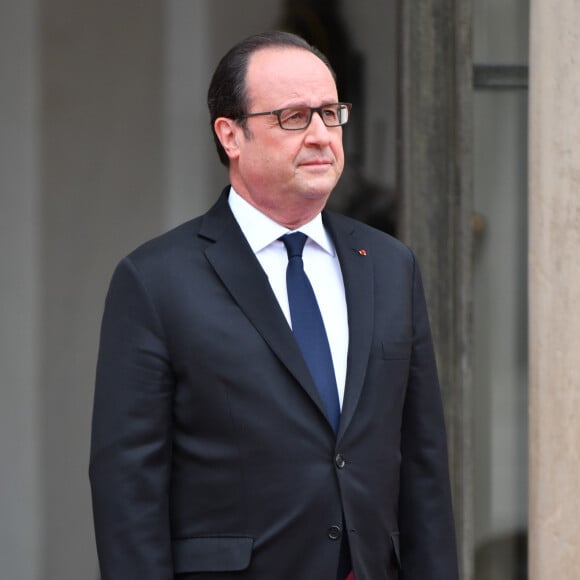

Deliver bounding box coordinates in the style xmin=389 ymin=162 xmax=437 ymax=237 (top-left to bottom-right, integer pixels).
xmin=89 ymin=188 xmax=459 ymax=580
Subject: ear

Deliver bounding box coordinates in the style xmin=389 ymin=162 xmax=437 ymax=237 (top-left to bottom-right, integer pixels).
xmin=214 ymin=117 xmax=242 ymax=161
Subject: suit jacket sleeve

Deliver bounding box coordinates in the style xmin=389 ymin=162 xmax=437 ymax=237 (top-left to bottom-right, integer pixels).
xmin=89 ymin=256 xmax=174 ymax=580
xmin=398 ymin=253 xmax=459 ymax=580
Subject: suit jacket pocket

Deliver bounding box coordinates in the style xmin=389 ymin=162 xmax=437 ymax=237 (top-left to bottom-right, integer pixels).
xmin=172 ymin=536 xmax=253 ymax=573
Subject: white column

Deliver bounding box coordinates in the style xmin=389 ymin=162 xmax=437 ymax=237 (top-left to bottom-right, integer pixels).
xmin=163 ymin=0 xmax=214 ymax=228
xmin=0 ymin=1 xmax=41 ymax=578
xmin=528 ymin=0 xmax=580 ymax=577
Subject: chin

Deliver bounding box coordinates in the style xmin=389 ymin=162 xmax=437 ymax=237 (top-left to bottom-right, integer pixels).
xmin=301 ymin=188 xmax=333 ymax=202
xmin=301 ymin=178 xmax=338 ymax=200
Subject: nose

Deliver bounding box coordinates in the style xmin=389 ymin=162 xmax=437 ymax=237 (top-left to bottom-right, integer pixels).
xmin=305 ymin=111 xmax=332 ymax=145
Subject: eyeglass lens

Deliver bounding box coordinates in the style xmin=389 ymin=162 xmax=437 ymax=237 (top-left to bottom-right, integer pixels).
xmin=279 ymin=104 xmax=349 ymax=129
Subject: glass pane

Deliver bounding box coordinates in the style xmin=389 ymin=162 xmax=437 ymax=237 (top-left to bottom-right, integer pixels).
xmin=472 ymin=1 xmax=530 ymax=579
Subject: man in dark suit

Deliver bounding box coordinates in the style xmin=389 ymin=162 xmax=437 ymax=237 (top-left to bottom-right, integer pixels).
xmin=89 ymin=31 xmax=459 ymax=580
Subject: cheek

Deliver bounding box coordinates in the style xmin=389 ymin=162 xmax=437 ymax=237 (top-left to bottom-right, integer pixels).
xmin=331 ymin=135 xmax=345 ymax=163
xmin=332 ymin=149 xmax=345 ymax=179
xmin=240 ymin=133 xmax=303 ymax=182
xmin=242 ymin=150 xmax=288 ymax=191
xmin=264 ymin=142 xmax=302 ymax=174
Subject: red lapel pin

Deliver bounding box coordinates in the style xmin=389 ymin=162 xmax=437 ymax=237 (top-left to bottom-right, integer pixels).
xmin=358 ymin=249 xmax=367 ymax=256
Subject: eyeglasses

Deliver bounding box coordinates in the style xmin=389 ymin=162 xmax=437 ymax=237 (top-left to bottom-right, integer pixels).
xmin=238 ymin=102 xmax=352 ymax=131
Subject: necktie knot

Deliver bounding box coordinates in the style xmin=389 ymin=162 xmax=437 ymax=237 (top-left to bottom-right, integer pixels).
xmin=282 ymin=232 xmax=307 ymax=259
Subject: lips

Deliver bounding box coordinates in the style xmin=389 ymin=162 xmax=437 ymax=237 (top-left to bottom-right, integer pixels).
xmin=299 ymin=158 xmax=332 ymax=167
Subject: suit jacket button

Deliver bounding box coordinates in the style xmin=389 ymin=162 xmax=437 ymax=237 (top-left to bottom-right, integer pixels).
xmin=335 ymin=453 xmax=346 ymax=469
xmin=328 ymin=525 xmax=342 ymax=540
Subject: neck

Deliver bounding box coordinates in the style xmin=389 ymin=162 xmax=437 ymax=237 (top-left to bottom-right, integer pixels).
xmin=268 ymin=206 xmax=324 ymax=230
xmin=231 ymin=183 xmax=328 ymax=229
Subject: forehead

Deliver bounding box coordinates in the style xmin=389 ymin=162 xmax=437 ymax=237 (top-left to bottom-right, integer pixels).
xmin=245 ymin=47 xmax=337 ymax=106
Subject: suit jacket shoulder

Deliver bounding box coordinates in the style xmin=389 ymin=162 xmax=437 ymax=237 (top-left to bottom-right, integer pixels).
xmin=322 ymin=209 xmax=416 ymax=275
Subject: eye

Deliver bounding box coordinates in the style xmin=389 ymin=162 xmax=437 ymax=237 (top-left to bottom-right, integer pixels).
xmin=280 ymin=107 xmax=309 ymax=127
xmin=322 ymin=107 xmax=339 ymax=122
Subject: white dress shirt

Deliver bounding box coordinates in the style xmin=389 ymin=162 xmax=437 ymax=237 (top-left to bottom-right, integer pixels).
xmin=228 ymin=187 xmax=349 ymax=407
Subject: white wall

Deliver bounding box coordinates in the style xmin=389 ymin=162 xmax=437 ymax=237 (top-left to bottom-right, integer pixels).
xmin=38 ymin=1 xmax=166 ymax=577
xmin=164 ymin=0 xmax=213 ymax=228
xmin=0 ymin=1 xmax=42 ymax=578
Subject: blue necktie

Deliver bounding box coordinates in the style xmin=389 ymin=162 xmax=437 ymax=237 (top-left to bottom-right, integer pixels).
xmin=282 ymin=232 xmax=341 ymax=433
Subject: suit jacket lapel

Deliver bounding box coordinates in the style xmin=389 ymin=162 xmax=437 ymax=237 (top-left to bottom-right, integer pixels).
xmin=324 ymin=212 xmax=375 ymax=441
xmin=198 ymin=192 xmax=330 ymax=424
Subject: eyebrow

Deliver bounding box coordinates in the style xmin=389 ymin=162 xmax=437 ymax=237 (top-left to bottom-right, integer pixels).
xmin=262 ymin=100 xmax=341 ymax=110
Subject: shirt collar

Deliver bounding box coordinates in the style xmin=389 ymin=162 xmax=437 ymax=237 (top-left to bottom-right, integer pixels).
xmin=228 ymin=186 xmax=335 ymax=256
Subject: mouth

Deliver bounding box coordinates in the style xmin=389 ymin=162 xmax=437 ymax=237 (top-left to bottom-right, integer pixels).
xmin=299 ymin=159 xmax=333 ymax=169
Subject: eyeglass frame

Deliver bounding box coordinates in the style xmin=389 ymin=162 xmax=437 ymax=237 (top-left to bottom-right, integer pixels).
xmin=237 ymin=102 xmax=352 ymax=131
